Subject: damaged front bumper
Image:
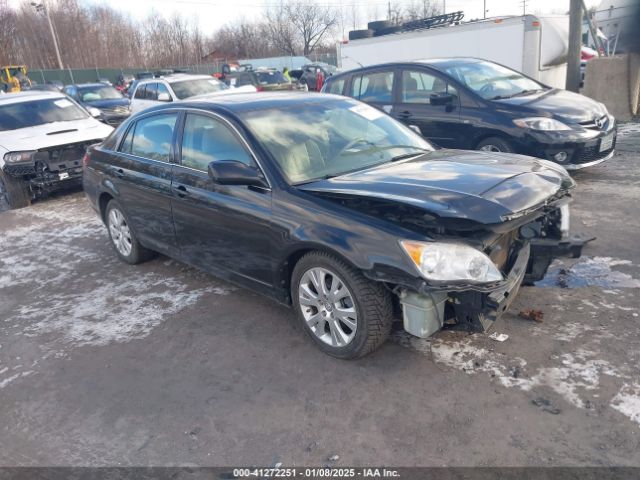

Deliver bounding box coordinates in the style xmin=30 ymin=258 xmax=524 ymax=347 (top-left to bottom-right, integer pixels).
xmin=447 ymin=242 xmax=530 ymax=332
xmin=405 ymin=232 xmax=590 ymax=335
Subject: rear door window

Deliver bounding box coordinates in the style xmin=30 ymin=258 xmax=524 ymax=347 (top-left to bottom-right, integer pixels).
xmin=134 ymin=84 xmax=146 ymax=99
xmin=352 ymin=70 xmax=394 ymax=103
xmin=144 ymin=83 xmax=158 ymax=101
xmin=130 ymin=113 xmax=179 ymax=162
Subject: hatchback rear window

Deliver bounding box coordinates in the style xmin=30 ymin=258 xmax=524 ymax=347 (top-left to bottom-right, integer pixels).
xmin=256 ymin=71 xmax=287 ymax=84
xmin=0 ymin=98 xmax=88 ymax=131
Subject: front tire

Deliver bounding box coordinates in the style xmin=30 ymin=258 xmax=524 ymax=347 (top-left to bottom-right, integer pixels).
xmin=291 ymin=252 xmax=393 ymax=359
xmin=476 ymin=136 xmax=514 ymax=153
xmin=105 ymin=199 xmax=155 ymax=264
xmin=0 ymin=170 xmax=31 ymax=210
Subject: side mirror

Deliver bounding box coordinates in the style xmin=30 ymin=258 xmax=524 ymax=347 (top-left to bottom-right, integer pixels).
xmin=88 ymin=107 xmax=101 ymax=118
xmin=157 ymin=92 xmax=172 ymax=102
xmin=208 ymin=160 xmax=267 ymax=187
xmin=430 ymin=92 xmax=455 ymax=106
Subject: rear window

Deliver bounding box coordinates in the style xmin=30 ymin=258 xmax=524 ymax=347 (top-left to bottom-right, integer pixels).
xmin=169 ymin=78 xmax=227 ymax=100
xmin=0 ymin=98 xmax=88 ymax=131
xmin=256 ymin=71 xmax=287 ymax=84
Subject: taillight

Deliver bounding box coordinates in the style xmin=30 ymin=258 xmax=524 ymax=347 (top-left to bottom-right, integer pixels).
xmin=82 ymin=152 xmax=90 ymax=167
xmin=256 ymin=86 xmax=264 ymax=92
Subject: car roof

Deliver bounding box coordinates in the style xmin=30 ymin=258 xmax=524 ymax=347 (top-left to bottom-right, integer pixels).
xmin=175 ymin=92 xmax=352 ymax=113
xmin=0 ymin=90 xmax=65 ymax=105
xmin=138 ymin=74 xmax=211 ymax=85
xmin=330 ymin=57 xmax=486 ymax=78
xmin=70 ymin=83 xmax=112 ymax=88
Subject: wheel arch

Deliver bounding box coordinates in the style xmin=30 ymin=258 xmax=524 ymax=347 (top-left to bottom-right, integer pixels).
xmin=278 ymin=244 xmax=363 ymax=305
xmin=98 ymin=191 xmax=114 ymax=223
xmin=473 ymin=132 xmax=516 ymax=150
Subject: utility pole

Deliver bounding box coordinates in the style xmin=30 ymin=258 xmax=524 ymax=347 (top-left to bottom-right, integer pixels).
xmin=566 ymin=0 xmax=582 ymax=92
xmin=31 ymin=1 xmax=63 ymax=70
xmin=484 ymin=0 xmax=487 ymax=19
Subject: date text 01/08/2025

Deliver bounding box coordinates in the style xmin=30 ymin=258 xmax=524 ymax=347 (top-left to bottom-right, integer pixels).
xmin=232 ymin=467 xmax=401 ymax=477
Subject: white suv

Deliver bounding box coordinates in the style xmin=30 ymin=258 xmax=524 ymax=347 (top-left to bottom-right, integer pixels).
xmin=129 ymin=74 xmax=256 ymax=113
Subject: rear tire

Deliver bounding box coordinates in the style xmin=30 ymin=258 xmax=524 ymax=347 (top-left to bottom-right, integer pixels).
xmin=476 ymin=137 xmax=514 ymax=153
xmin=105 ymin=199 xmax=155 ymax=265
xmin=0 ymin=170 xmax=31 ymax=210
xmin=291 ymin=252 xmax=393 ymax=359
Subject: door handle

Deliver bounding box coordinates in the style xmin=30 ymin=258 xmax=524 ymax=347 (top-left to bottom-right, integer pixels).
xmin=114 ymin=168 xmax=124 ymax=178
xmin=398 ymin=110 xmax=412 ymax=118
xmin=174 ymin=184 xmax=188 ymax=198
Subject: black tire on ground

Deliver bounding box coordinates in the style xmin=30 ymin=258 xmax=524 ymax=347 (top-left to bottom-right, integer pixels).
xmin=348 ymin=29 xmax=374 ymax=40
xmin=105 ymin=199 xmax=155 ymax=265
xmin=367 ymin=20 xmax=392 ymax=31
xmin=374 ymin=25 xmax=403 ymax=36
xmin=291 ymin=251 xmax=393 ymax=359
xmin=0 ymin=170 xmax=31 ymax=210
xmin=476 ymin=136 xmax=515 ymax=153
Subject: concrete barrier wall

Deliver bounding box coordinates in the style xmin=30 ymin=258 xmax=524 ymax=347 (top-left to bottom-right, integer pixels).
xmin=582 ymin=54 xmax=640 ymax=121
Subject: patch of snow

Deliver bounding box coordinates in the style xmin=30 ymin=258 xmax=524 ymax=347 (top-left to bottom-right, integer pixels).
xmin=611 ymin=384 xmax=640 ymax=426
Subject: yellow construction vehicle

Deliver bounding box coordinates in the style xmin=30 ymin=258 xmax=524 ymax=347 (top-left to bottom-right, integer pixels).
xmin=0 ymin=65 xmax=32 ymax=93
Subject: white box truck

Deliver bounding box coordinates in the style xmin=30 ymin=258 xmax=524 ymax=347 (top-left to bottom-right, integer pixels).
xmin=338 ymin=15 xmax=570 ymax=89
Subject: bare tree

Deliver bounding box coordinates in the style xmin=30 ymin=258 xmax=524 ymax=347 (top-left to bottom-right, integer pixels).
xmin=405 ymin=0 xmax=442 ymax=20
xmin=286 ymin=2 xmax=338 ymax=55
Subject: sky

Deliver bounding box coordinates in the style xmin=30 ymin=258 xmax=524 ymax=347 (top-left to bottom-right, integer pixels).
xmin=19 ymin=0 xmax=604 ymax=36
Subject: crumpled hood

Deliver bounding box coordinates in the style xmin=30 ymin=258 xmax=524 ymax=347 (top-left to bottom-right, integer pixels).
xmin=298 ymin=150 xmax=574 ymax=225
xmin=494 ymin=88 xmax=607 ymax=124
xmin=0 ymin=118 xmax=113 ymax=154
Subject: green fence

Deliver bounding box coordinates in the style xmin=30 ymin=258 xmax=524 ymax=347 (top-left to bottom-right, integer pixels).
xmin=28 ymin=53 xmax=337 ymax=86
xmin=28 ymin=64 xmax=222 ymax=85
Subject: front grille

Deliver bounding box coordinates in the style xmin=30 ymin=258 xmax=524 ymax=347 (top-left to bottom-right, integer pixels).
xmin=4 ymin=164 xmax=35 ymax=177
xmin=101 ymin=106 xmax=130 ymax=115
xmin=579 ymin=114 xmax=609 ymax=131
xmin=572 ymin=136 xmax=617 ymax=164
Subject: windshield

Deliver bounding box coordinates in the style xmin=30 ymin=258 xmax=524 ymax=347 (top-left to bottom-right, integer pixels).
xmin=169 ymin=78 xmax=227 ymax=99
xmin=241 ymin=99 xmax=434 ymax=184
xmin=257 ymin=71 xmax=287 ymax=84
xmin=0 ymin=98 xmax=88 ymax=131
xmin=440 ymin=61 xmax=546 ymax=100
xmin=77 ymin=85 xmax=123 ymax=102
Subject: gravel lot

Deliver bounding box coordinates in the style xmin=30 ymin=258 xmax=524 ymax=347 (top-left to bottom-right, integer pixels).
xmin=0 ymin=126 xmax=639 ymax=467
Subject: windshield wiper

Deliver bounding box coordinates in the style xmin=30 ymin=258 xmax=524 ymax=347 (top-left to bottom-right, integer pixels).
xmin=389 ymin=151 xmax=427 ymax=162
xmin=491 ymin=88 xmax=546 ymax=100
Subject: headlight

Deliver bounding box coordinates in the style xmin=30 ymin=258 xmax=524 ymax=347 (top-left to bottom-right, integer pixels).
xmin=513 ymin=117 xmax=571 ymax=131
xmin=400 ymin=240 xmax=503 ymax=283
xmin=3 ymin=151 xmax=36 ymax=164
xmin=88 ymin=107 xmax=102 ymax=118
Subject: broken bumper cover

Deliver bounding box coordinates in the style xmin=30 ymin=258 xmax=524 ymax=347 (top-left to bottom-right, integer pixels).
xmin=447 ymin=242 xmax=530 ymax=332
xmin=524 ymin=233 xmax=594 ymax=284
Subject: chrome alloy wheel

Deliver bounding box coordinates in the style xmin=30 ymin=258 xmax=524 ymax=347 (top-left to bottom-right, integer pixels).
xmin=298 ymin=267 xmax=358 ymax=347
xmin=108 ymin=208 xmax=133 ymax=257
xmin=479 ymin=144 xmax=502 ymax=152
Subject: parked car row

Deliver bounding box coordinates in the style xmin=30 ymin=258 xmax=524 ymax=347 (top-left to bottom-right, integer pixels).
xmin=1 ymin=57 xmax=614 ymax=358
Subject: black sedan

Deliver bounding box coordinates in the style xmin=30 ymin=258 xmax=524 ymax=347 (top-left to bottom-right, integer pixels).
xmin=322 ymin=58 xmax=616 ymax=170
xmin=83 ymin=93 xmax=585 ymax=358
xmin=62 ymin=83 xmax=131 ymax=126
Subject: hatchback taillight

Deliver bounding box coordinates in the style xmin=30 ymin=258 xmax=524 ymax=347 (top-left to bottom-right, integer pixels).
xmin=82 ymin=152 xmax=90 ymax=167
